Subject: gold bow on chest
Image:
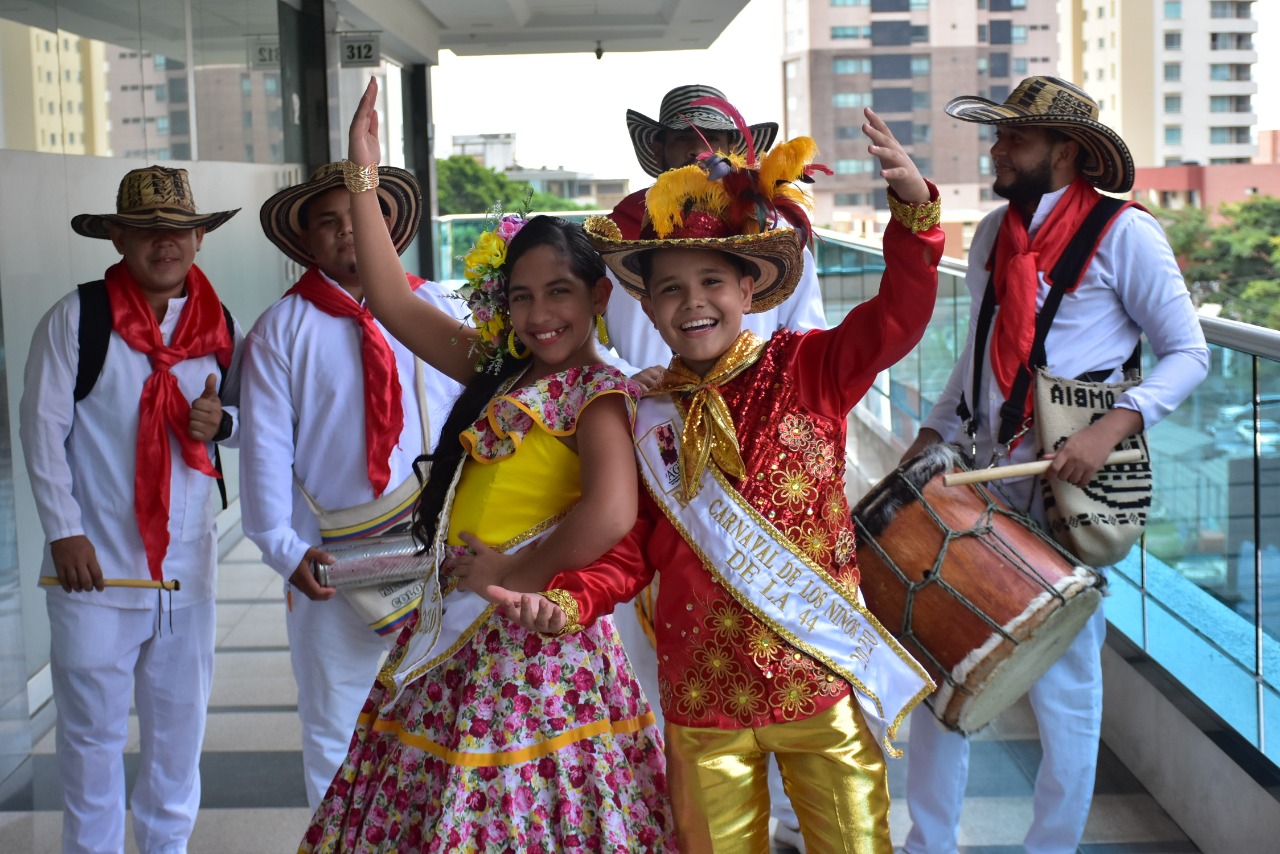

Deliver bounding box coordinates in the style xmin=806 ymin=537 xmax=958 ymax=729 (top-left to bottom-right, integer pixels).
xmin=649 ymin=331 xmax=766 ymax=501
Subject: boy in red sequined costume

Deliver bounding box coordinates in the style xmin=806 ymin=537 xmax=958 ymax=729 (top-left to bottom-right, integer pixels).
xmin=490 ymin=106 xmax=944 ymax=853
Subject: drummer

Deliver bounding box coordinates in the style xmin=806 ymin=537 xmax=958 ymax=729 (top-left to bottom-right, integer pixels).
xmin=898 ymin=77 xmax=1209 ymax=854
xmin=238 ymin=164 xmax=464 ymax=809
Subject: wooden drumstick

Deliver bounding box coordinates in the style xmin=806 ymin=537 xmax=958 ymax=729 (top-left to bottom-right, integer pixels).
xmin=39 ymin=576 xmax=182 ymax=591
xmin=943 ymin=449 xmax=1144 ymax=487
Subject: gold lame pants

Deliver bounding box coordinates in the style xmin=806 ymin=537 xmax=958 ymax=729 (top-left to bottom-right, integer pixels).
xmin=665 ymin=695 xmax=891 ymax=854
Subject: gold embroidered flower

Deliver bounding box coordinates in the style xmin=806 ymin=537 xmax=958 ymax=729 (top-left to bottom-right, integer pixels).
xmin=704 ymin=599 xmax=749 ymax=643
xmin=720 ymin=678 xmax=769 ymax=724
xmin=658 ymin=675 xmax=675 ymax=711
xmin=778 ymin=414 xmax=814 ymax=451
xmin=771 ymin=464 xmax=817 ymax=510
xmin=674 ymin=674 xmax=715 ymax=718
xmin=801 ymin=529 xmax=832 ymax=564
xmin=746 ymin=624 xmax=783 ymax=666
xmin=804 ymin=442 xmax=838 ymax=480
xmin=822 ymin=488 xmax=848 ymax=523
xmin=833 ymin=529 xmax=855 ymax=566
xmin=692 ymin=642 xmax=744 ymax=684
xmin=772 ymin=670 xmax=818 ymax=719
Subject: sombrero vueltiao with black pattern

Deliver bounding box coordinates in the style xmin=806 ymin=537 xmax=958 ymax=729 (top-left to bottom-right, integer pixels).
xmin=259 ymin=162 xmax=422 ymax=267
xmin=944 ymin=76 xmax=1134 ymax=193
xmin=589 ymin=97 xmax=830 ymax=315
xmin=72 ymin=165 xmax=239 ymax=238
xmin=627 ymin=84 xmax=779 ymax=180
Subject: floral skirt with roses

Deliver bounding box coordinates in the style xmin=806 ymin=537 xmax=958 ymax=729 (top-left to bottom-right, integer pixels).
xmin=299 ymin=610 xmax=675 ymax=853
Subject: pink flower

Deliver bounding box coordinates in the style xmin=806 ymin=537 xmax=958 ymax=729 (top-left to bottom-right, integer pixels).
xmin=497 ymin=215 xmax=524 ymax=242
xmin=523 ymin=634 xmax=544 ymax=657
xmin=466 ymin=789 xmax=488 ymax=812
xmin=525 ymin=662 xmax=545 ymax=689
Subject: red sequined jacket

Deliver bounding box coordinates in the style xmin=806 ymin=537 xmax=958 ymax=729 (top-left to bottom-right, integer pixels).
xmin=547 ymin=216 xmax=944 ymax=730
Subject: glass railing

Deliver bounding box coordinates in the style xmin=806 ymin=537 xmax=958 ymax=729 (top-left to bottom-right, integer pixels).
xmin=434 ymin=212 xmax=1280 ymax=765
xmin=810 ymin=225 xmax=1280 ymax=766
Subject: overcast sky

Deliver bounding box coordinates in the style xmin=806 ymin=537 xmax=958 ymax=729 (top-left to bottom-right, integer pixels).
xmin=429 ymin=0 xmax=1279 ymax=186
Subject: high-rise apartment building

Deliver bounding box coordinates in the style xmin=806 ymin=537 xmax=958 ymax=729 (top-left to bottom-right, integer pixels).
xmin=1059 ymin=0 xmax=1258 ymax=168
xmin=782 ymin=0 xmax=1058 ymax=235
xmin=0 ymin=22 xmax=108 ymax=155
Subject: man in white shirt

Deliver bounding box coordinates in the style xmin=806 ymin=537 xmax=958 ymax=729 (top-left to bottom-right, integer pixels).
xmin=899 ymin=77 xmax=1209 ymax=854
xmin=241 ymin=163 xmax=464 ymax=809
xmin=20 ymin=165 xmax=242 ymax=854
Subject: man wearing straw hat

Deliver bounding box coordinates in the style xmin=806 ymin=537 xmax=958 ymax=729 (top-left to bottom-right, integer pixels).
xmin=240 ymin=163 xmax=463 ymax=809
xmin=899 ymin=77 xmax=1208 ymax=854
xmin=19 ymin=165 xmax=242 ymax=853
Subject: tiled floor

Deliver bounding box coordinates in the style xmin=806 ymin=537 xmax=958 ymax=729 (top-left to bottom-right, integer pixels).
xmin=0 ymin=537 xmax=1199 ymax=853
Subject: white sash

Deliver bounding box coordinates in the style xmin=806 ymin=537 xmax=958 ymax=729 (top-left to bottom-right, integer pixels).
xmin=378 ymin=454 xmax=560 ymax=708
xmin=635 ymin=396 xmax=934 ymax=753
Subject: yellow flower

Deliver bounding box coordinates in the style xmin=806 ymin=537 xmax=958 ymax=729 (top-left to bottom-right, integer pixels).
xmin=464 ymin=230 xmax=507 ymax=272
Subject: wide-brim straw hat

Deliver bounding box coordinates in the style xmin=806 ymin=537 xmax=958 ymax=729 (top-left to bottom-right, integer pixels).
xmin=584 ymin=215 xmax=805 ymax=315
xmin=259 ymin=162 xmax=422 ymax=267
xmin=72 ymin=165 xmax=239 ymax=238
xmin=944 ymin=76 xmax=1134 ymax=193
xmin=627 ymin=83 xmax=780 ymax=179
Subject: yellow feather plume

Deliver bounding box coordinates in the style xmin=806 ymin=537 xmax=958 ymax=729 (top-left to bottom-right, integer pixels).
xmin=757 ymin=137 xmax=820 ymax=205
xmin=646 ymin=164 xmax=730 ymax=237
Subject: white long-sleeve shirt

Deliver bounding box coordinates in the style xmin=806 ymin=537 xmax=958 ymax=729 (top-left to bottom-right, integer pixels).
xmin=921 ymin=184 xmax=1209 ymax=514
xmin=239 ymin=274 xmax=465 ymax=580
xmin=601 ymin=246 xmax=828 ymax=374
xmin=20 ymin=287 xmax=244 ymax=609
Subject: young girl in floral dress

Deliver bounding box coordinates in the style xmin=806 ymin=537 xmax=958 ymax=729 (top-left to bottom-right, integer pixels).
xmin=299 ymin=80 xmax=673 ymax=852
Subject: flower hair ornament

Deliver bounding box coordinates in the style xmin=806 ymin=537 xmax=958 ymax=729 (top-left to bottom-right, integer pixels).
xmin=457 ymin=202 xmax=529 ymax=372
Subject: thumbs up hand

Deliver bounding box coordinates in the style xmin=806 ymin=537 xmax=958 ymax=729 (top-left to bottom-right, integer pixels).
xmin=189 ymin=372 xmax=224 ymax=441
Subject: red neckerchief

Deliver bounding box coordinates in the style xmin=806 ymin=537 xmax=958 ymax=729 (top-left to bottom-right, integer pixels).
xmin=104 ymin=261 xmax=233 ymax=581
xmin=990 ymin=175 xmax=1102 ymax=440
xmin=284 ymin=269 xmax=425 ymax=497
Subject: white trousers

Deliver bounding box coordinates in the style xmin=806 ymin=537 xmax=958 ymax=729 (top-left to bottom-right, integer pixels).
xmin=902 ymin=604 xmax=1106 ymax=854
xmin=284 ymin=584 xmax=393 ymax=809
xmin=48 ymin=594 xmax=215 ymax=854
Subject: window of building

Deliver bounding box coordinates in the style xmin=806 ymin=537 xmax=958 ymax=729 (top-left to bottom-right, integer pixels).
xmin=1164 ymin=126 xmax=1182 ymax=144
xmin=1013 ymin=57 xmax=1028 ymax=75
xmin=786 ymin=61 xmax=798 ymax=79
xmin=834 ymin=92 xmax=873 ymax=108
xmin=977 ymin=56 xmax=989 ymax=75
xmin=912 ymin=123 xmax=932 ymax=142
xmin=1164 ymin=1 xmax=1181 ymax=19
xmin=1011 ymin=25 xmax=1027 ymax=44
xmin=914 ymin=156 xmax=932 ymax=174
xmin=1165 ymin=95 xmax=1182 ymax=113
xmin=1164 ymin=157 xmax=1183 ymax=166
xmin=834 ymin=58 xmax=873 ymax=74
xmin=67 ymin=132 xmax=75 ymax=145
xmin=977 ymin=24 xmax=988 ymax=43
xmin=911 ymin=56 xmax=931 ymax=75
xmin=264 ymin=74 xmax=279 ymax=95
xmin=979 ymin=154 xmax=992 ymax=175
xmin=156 ymin=116 xmax=169 ymax=136
xmin=911 ymin=25 xmax=930 ymax=43
xmin=1210 ymin=33 xmax=1231 ymax=50
xmin=1011 ymin=0 xmax=1027 ymax=7
xmin=241 ymin=75 xmax=252 ymax=96
xmin=835 ymin=193 xmax=868 ymax=206
xmin=1164 ymin=62 xmax=1181 ymax=81
xmin=835 ymin=159 xmax=875 ymax=174
xmin=912 ymin=90 xmax=931 ymax=109
xmin=1164 ymin=32 xmax=1181 ymax=50
xmin=832 ymin=26 xmax=872 ymax=39
xmin=836 ymin=125 xmax=862 ymax=139
xmin=910 ymin=0 xmax=929 ymax=10
xmin=1210 ymin=126 xmax=1250 ymax=144
xmin=155 ymin=84 xmax=167 ymax=102
xmin=831 ymin=0 xmax=869 ymax=5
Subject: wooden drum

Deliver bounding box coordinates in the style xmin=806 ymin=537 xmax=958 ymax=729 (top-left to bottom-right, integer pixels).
xmin=852 ymin=445 xmax=1104 ymax=734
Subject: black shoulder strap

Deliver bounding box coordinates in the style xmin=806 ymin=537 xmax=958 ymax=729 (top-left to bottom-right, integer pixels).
xmin=74 ymin=280 xmax=111 ymax=403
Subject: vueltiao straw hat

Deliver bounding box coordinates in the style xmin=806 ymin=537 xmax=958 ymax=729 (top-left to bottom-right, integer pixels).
xmin=259 ymin=162 xmax=422 ymax=267
xmin=944 ymin=76 xmax=1135 ymax=193
xmin=627 ymin=84 xmax=779 ymax=179
xmin=71 ymin=165 xmax=239 ymax=238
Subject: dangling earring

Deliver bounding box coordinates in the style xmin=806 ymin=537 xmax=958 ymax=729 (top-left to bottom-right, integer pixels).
xmin=507 ymin=327 xmax=531 ymax=359
xmin=595 ymin=314 xmax=610 ymax=346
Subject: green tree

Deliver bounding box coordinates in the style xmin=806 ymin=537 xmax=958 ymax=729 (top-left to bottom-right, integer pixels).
xmin=434 ymin=155 xmax=591 ymax=215
xmin=1154 ymin=195 xmax=1280 ymax=328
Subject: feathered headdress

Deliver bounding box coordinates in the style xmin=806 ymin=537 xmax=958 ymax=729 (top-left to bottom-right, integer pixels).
xmin=586 ymin=98 xmax=830 ymax=313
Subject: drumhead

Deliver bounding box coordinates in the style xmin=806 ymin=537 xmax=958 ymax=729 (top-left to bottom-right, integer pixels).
xmin=853 ymin=443 xmax=964 ymax=538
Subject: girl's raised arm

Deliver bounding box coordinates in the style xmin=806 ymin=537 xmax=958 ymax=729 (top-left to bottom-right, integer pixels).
xmin=348 ymin=78 xmax=479 ymax=384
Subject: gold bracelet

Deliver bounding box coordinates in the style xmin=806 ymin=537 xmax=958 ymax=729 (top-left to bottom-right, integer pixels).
xmin=539 ymin=589 xmax=584 ymax=636
xmin=342 ymin=159 xmax=379 ymax=193
xmin=887 ymin=189 xmax=941 ymax=234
